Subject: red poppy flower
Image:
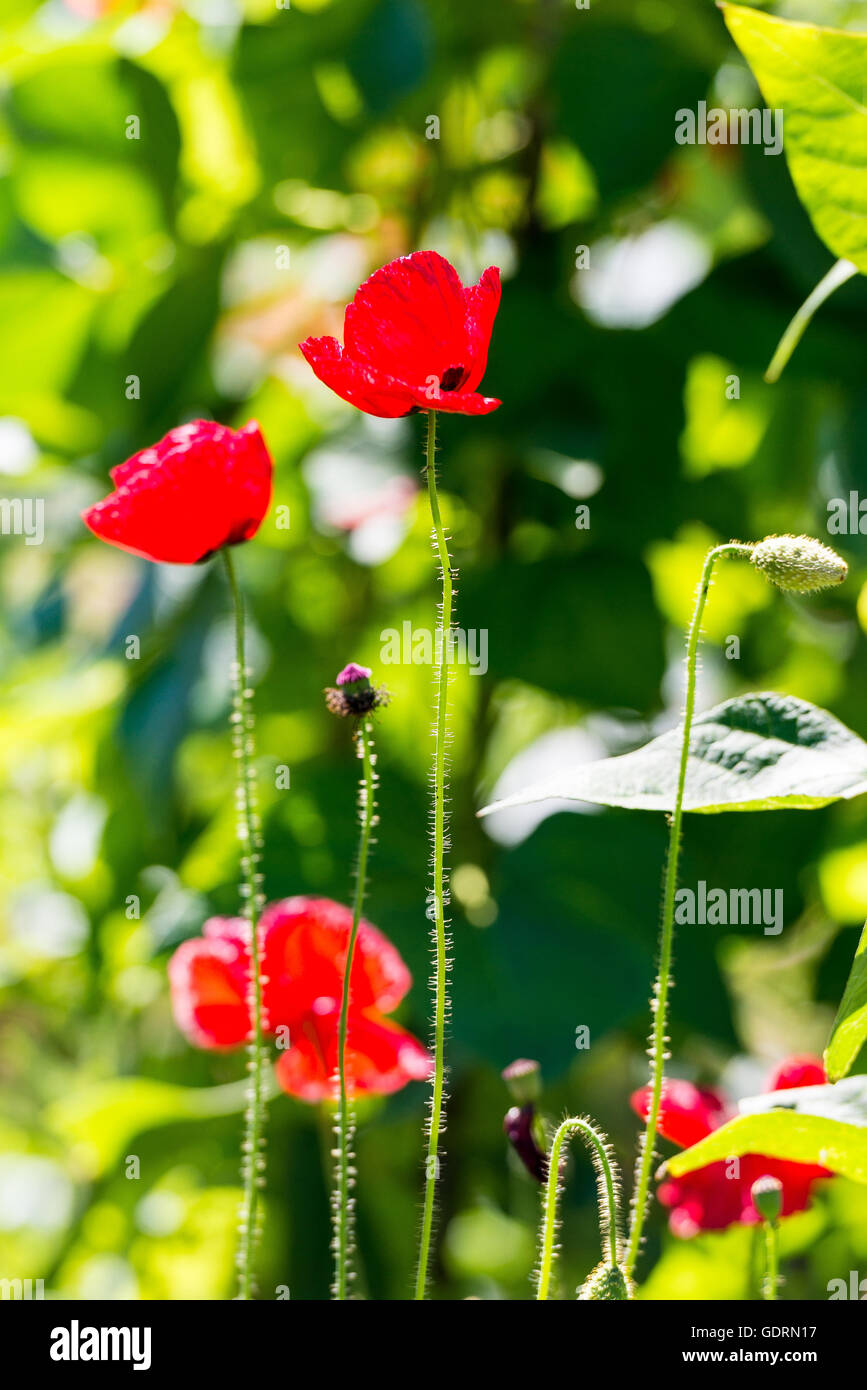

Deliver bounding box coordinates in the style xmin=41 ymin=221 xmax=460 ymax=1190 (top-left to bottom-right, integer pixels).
xmin=169 ymin=897 xmax=430 ymax=1103
xmin=630 ymin=1056 xmax=831 ymax=1237
xmin=82 ymin=420 xmax=273 ymax=564
xmin=300 ymin=250 xmax=501 ymax=418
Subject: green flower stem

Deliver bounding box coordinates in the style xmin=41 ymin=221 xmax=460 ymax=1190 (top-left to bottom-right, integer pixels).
xmin=625 ymin=542 xmax=752 ymax=1278
xmin=222 ymin=547 xmax=266 ymax=1302
xmin=761 ymin=1220 xmax=780 ymax=1301
xmin=537 ymin=1116 xmax=623 ymax=1301
xmin=765 ymin=258 xmax=857 ymax=384
xmin=333 ymin=716 xmax=376 ymax=1301
xmin=415 ymin=408 xmax=451 ymax=1300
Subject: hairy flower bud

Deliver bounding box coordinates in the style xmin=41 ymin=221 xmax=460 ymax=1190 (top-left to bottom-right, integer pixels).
xmin=502 ymin=1057 xmax=541 ymax=1105
xmin=750 ymin=535 xmax=848 ymax=594
xmin=325 ymin=663 xmax=389 ymax=718
xmin=751 ymin=1174 xmax=783 ymax=1223
xmin=578 ymin=1262 xmax=633 ymax=1300
xmin=503 ymin=1104 xmax=547 ymax=1183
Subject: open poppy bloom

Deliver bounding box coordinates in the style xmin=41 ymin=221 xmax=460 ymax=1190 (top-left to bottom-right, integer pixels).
xmin=300 ymin=250 xmax=501 ymax=418
xmin=169 ymin=897 xmax=430 ymax=1103
xmin=631 ymin=1056 xmax=831 ymax=1237
xmin=82 ymin=419 xmax=273 ymax=564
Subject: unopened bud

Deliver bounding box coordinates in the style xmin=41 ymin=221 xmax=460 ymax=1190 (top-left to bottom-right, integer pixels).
xmin=325 ymin=662 xmax=389 ymax=718
xmin=503 ymin=1104 xmax=546 ymax=1183
xmin=750 ymin=535 xmax=847 ymax=594
xmin=501 ymin=1057 xmax=541 ymax=1105
xmin=751 ymin=1174 xmax=783 ymax=1223
xmin=578 ymin=1262 xmax=634 ymax=1300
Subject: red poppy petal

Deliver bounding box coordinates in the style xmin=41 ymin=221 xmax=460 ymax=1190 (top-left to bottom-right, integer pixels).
xmin=168 ymin=924 xmax=251 ymax=1049
xmin=299 ymin=337 xmax=419 ymax=418
xmin=659 ymin=1161 xmax=746 ymax=1235
xmin=461 ymin=265 xmax=501 ymax=393
xmin=82 ymin=419 xmax=272 ymax=564
xmin=343 ymin=251 xmax=468 ymax=385
xmin=738 ymin=1155 xmax=831 ymax=1224
xmin=767 ymin=1054 xmax=826 ymax=1092
xmin=273 ymin=1009 xmax=430 ymax=1103
xmin=631 ymin=1079 xmax=731 ymax=1149
xmin=108 ymin=421 xmax=225 ymax=487
xmin=274 ymin=1037 xmax=333 ymax=1103
xmin=404 ymin=384 xmax=501 ymax=416
xmin=260 ymin=896 xmax=412 ymax=1024
xmin=345 ymin=1012 xmax=431 ymax=1094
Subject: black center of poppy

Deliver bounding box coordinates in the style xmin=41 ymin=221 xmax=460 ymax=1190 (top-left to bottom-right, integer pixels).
xmin=440 ymin=365 xmax=468 ymax=392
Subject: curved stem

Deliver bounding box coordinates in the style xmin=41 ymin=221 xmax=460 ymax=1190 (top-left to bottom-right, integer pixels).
xmin=761 ymin=1221 xmax=780 ymax=1301
xmin=537 ymin=1116 xmax=623 ymax=1301
xmin=415 ymin=408 xmax=451 ymax=1300
xmin=625 ymin=542 xmax=752 ymax=1278
xmin=765 ymin=258 xmax=857 ymax=384
xmin=333 ymin=717 xmax=376 ymax=1300
xmin=222 ymin=547 xmax=266 ymax=1302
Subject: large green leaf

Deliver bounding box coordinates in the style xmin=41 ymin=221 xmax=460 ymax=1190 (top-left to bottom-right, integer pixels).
xmin=721 ymin=3 xmax=867 ymax=272
xmin=46 ymin=1077 xmax=262 ymax=1178
xmin=666 ymin=1076 xmax=867 ymax=1185
xmin=478 ymin=693 xmax=867 ymax=816
xmin=826 ymin=923 xmax=867 ymax=1081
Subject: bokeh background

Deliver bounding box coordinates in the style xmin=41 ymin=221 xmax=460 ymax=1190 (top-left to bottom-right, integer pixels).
xmin=2 ymin=0 xmax=867 ymax=1301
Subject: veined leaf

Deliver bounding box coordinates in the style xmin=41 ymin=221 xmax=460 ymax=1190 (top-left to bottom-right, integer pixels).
xmin=666 ymin=1076 xmax=867 ymax=1185
xmin=826 ymin=923 xmax=867 ymax=1081
xmin=478 ymin=693 xmax=867 ymax=817
xmin=721 ymin=2 xmax=867 ymax=272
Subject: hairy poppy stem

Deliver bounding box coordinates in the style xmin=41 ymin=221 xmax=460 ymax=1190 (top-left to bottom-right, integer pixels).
xmin=222 ymin=548 xmax=267 ymax=1301
xmin=333 ymin=717 xmax=377 ymax=1300
xmin=625 ymin=542 xmax=752 ymax=1278
xmin=760 ymin=1220 xmax=780 ymax=1301
xmin=537 ymin=1116 xmax=625 ymax=1300
xmin=415 ymin=408 xmax=451 ymax=1299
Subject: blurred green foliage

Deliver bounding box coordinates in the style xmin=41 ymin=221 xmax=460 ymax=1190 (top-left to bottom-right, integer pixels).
xmin=1 ymin=0 xmax=867 ymax=1301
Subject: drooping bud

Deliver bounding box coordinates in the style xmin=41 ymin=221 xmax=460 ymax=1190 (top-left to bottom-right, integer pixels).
xmin=503 ymin=1104 xmax=547 ymax=1183
xmin=502 ymin=1057 xmax=541 ymax=1106
xmin=578 ymin=1262 xmax=634 ymax=1300
xmin=325 ymin=662 xmax=389 ymax=718
xmin=750 ymin=535 xmax=848 ymax=594
xmin=751 ymin=1174 xmax=783 ymax=1223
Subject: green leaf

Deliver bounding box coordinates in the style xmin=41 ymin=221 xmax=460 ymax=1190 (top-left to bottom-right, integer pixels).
xmin=826 ymin=923 xmax=867 ymax=1081
xmin=666 ymin=1076 xmax=867 ymax=1185
xmin=479 ymin=693 xmax=867 ymax=816
xmin=720 ymin=2 xmax=867 ymax=272
xmin=46 ymin=1077 xmax=259 ymax=1178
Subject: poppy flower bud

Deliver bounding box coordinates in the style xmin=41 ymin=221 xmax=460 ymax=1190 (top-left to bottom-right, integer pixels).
xmin=503 ymin=1104 xmax=547 ymax=1183
xmin=501 ymin=1057 xmax=541 ymax=1105
xmin=325 ymin=663 xmax=389 ymax=719
xmin=750 ymin=535 xmax=848 ymax=593
xmin=578 ymin=1262 xmax=633 ymax=1300
xmin=751 ymin=1174 xmax=783 ymax=1223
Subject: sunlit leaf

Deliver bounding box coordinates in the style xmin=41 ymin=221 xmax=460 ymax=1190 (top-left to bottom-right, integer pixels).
xmin=47 ymin=1077 xmax=258 ymax=1178
xmin=721 ymin=2 xmax=867 ymax=272
xmin=826 ymin=923 xmax=867 ymax=1081
xmin=666 ymin=1076 xmax=867 ymax=1185
xmin=479 ymin=693 xmax=867 ymax=816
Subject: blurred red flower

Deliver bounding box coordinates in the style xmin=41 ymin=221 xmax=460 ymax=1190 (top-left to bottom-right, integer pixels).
xmin=82 ymin=420 xmax=272 ymax=564
xmin=300 ymin=250 xmax=501 ymax=418
xmin=169 ymin=897 xmax=430 ymax=1102
xmin=631 ymin=1056 xmax=831 ymax=1237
